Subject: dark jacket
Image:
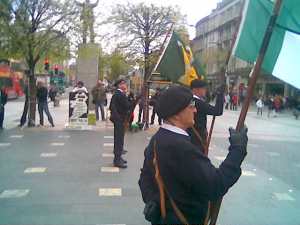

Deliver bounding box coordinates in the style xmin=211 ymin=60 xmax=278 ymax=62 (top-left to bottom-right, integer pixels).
xmin=139 ymin=127 xmax=245 ymax=224
xmin=187 ymin=92 xmax=224 ymax=148
xmin=109 ymin=89 xmax=130 ymax=122
xmin=92 ymin=85 xmax=106 ymax=103
xmin=36 ymin=86 xmax=48 ymax=103
xmin=0 ymin=90 xmax=8 ymax=107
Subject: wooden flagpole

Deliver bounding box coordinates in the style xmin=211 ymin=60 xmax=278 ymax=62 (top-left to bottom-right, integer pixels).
xmin=209 ymin=0 xmax=283 ymax=224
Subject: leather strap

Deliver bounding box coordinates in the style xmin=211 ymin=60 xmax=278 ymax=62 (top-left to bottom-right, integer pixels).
xmin=153 ymin=140 xmax=190 ymax=225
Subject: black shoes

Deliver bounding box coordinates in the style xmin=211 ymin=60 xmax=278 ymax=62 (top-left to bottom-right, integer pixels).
xmin=114 ymin=161 xmax=127 ymax=168
xmin=122 ymin=150 xmax=128 ymax=154
xmin=120 ymin=157 xmax=127 ymax=164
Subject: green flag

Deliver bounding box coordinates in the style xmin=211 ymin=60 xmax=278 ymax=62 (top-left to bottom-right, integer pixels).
xmin=233 ymin=0 xmax=300 ymax=89
xmin=156 ymin=32 xmax=204 ymax=86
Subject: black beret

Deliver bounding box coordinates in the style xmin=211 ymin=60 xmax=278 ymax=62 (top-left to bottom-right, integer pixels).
xmin=156 ymin=85 xmax=193 ymax=119
xmin=190 ymin=79 xmax=207 ymax=89
xmin=114 ymin=79 xmax=126 ymax=87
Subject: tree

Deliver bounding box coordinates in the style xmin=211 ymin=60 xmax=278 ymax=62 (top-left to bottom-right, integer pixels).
xmin=109 ymin=3 xmax=185 ymax=126
xmin=0 ymin=0 xmax=78 ymax=126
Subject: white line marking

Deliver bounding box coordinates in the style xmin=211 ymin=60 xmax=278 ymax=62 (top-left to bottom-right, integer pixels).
xmin=253 ymin=168 xmax=257 ymax=171
xmin=266 ymin=152 xmax=280 ymax=157
xmin=10 ymin=135 xmax=24 ymax=138
xmin=104 ymin=136 xmax=114 ymax=139
xmin=269 ymin=178 xmax=273 ymax=181
xmin=103 ymin=143 xmax=114 ymax=147
xmin=98 ymin=188 xmax=122 ymax=196
xmin=0 ymin=143 xmax=11 ymax=147
xmin=51 ymin=142 xmax=65 ymax=146
xmin=40 ymin=153 xmax=57 ymax=158
xmin=24 ymin=167 xmax=47 ymax=173
xmin=0 ymin=189 xmax=30 ymax=198
xmin=273 ymin=193 xmax=295 ymax=201
xmin=102 ymin=153 xmax=114 ymax=158
xmin=101 ymin=167 xmax=120 ymax=173
xmin=58 ymin=135 xmax=70 ymax=139
xmin=242 ymin=170 xmax=256 ymax=176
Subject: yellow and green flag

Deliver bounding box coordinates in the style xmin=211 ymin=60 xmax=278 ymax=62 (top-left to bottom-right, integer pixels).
xmin=156 ymin=32 xmax=205 ymax=86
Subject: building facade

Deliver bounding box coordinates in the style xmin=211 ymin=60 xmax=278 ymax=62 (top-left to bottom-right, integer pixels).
xmin=192 ymin=0 xmax=299 ymax=98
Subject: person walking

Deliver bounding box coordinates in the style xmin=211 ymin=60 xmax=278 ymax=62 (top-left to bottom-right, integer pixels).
xmin=0 ymin=87 xmax=8 ymax=130
xmin=19 ymin=83 xmax=29 ymax=127
xmin=139 ymin=85 xmax=248 ymax=225
xmin=256 ymin=96 xmax=264 ymax=116
xmin=92 ymin=80 xmax=107 ymax=121
xmin=109 ymin=79 xmax=130 ymax=168
xmin=36 ymin=81 xmax=54 ymax=127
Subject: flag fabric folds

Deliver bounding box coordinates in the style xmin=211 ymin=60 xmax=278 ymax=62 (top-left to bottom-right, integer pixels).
xmin=156 ymin=32 xmax=204 ymax=86
xmin=233 ymin=0 xmax=300 ymax=89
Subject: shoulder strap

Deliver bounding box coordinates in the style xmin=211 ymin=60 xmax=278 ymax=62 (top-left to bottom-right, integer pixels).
xmin=152 ymin=140 xmax=190 ymax=225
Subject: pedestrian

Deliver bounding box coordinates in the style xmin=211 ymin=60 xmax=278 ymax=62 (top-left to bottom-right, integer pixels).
xmin=267 ymin=96 xmax=274 ymax=117
xmin=109 ymin=79 xmax=130 ymax=168
xmin=49 ymin=84 xmax=58 ymax=107
xmin=0 ymin=87 xmax=8 ymax=130
xmin=92 ymin=80 xmax=107 ymax=121
xmin=225 ymin=92 xmax=230 ymax=110
xmin=232 ymin=93 xmax=238 ymax=110
xmin=256 ymin=96 xmax=264 ymax=116
xmin=150 ymin=88 xmax=162 ymax=125
xmin=72 ymin=81 xmax=88 ymax=93
xmin=127 ymin=92 xmax=135 ymax=130
xmin=19 ymin=82 xmax=29 ymax=127
xmin=187 ymin=79 xmax=225 ymax=151
xmin=138 ymin=94 xmax=144 ymax=123
xmin=139 ymin=85 xmax=248 ymax=225
xmin=36 ymin=81 xmax=55 ymax=127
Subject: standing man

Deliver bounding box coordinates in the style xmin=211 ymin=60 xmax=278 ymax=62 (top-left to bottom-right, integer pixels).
xmin=109 ymin=79 xmax=130 ymax=168
xmin=139 ymin=86 xmax=248 ymax=224
xmin=36 ymin=81 xmax=55 ymax=127
xmin=0 ymin=87 xmax=8 ymax=130
xmin=187 ymin=79 xmax=225 ymax=151
xmin=92 ymin=80 xmax=107 ymax=121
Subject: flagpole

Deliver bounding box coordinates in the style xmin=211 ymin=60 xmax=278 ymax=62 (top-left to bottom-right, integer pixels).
xmin=143 ymin=23 xmax=174 ymax=129
xmin=209 ymin=0 xmax=283 ymax=224
xmin=205 ymin=0 xmax=246 ymax=155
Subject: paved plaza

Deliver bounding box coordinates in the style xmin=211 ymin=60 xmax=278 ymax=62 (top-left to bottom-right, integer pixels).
xmin=0 ymin=97 xmax=300 ymax=225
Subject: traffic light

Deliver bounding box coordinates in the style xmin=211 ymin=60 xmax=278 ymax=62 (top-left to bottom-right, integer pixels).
xmin=54 ymin=65 xmax=58 ymax=75
xmin=44 ymin=59 xmax=49 ymax=71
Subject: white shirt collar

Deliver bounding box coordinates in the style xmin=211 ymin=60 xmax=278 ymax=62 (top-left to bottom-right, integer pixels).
xmin=193 ymin=94 xmax=201 ymax=100
xmin=117 ymin=88 xmax=124 ymax=93
xmin=161 ymin=123 xmax=189 ymax=137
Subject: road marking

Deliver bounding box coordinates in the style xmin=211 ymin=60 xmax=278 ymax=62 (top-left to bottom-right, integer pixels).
xmin=104 ymin=136 xmax=114 ymax=139
xmin=0 ymin=143 xmax=11 ymax=147
xmin=50 ymin=142 xmax=65 ymax=146
xmin=101 ymin=167 xmax=120 ymax=173
xmin=0 ymin=189 xmax=30 ymax=198
xmin=273 ymin=193 xmax=295 ymax=201
xmin=102 ymin=153 xmax=114 ymax=158
xmin=98 ymin=188 xmax=122 ymax=196
xmin=103 ymin=143 xmax=114 ymax=147
xmin=242 ymin=170 xmax=256 ymax=176
xmin=288 ymin=189 xmax=293 ymax=193
xmin=10 ymin=135 xmax=24 ymax=139
xmin=58 ymin=135 xmax=70 ymax=139
xmin=24 ymin=167 xmax=47 ymax=173
xmin=214 ymin=156 xmax=226 ymax=161
xmin=269 ymin=177 xmax=273 ymax=181
xmin=40 ymin=153 xmax=57 ymax=158
xmin=253 ymin=168 xmax=257 ymax=171
xmin=266 ymin=152 xmax=280 ymax=157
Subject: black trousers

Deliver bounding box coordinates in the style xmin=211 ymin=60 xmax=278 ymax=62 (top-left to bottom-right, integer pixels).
xmin=20 ymin=99 xmax=29 ymax=126
xmin=151 ymin=108 xmax=162 ymax=125
xmin=0 ymin=106 xmax=4 ymax=128
xmin=113 ymin=119 xmax=125 ymax=161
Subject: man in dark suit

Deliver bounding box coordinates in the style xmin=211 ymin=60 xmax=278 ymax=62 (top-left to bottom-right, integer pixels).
xmin=187 ymin=79 xmax=225 ymax=151
xmin=139 ymin=85 xmax=248 ymax=224
xmin=0 ymin=87 xmax=8 ymax=130
xmin=109 ymin=79 xmax=130 ymax=168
